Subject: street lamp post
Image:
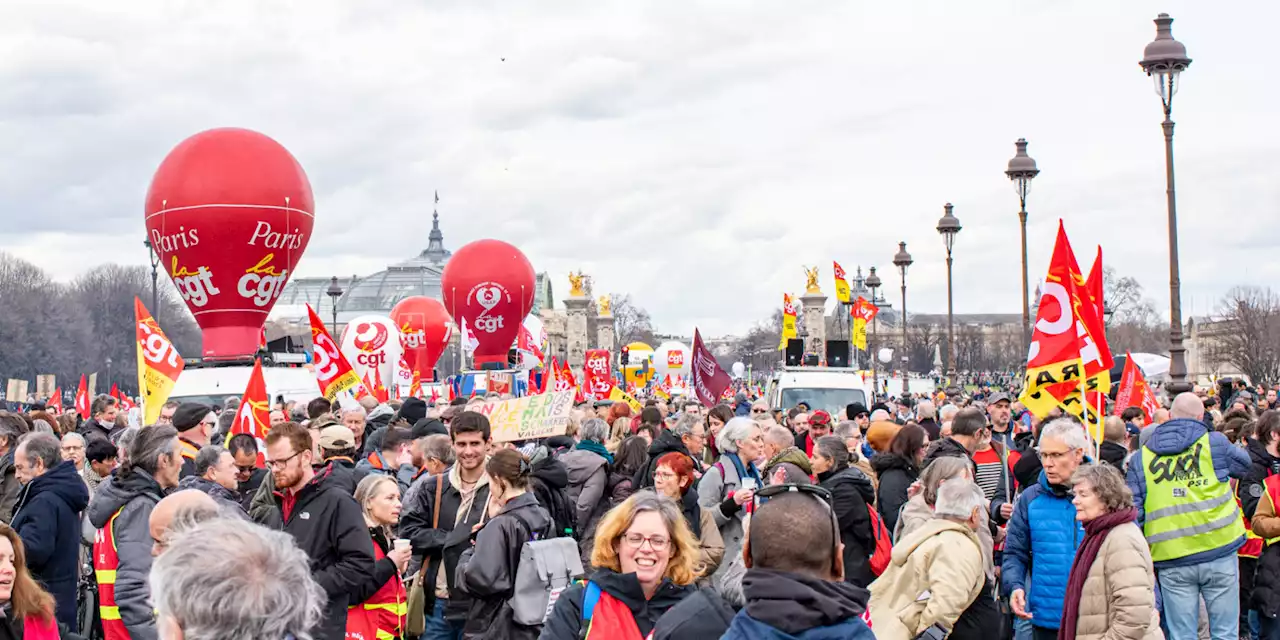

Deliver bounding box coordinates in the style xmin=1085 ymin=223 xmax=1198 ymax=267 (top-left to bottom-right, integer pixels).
xmin=1006 ymin=139 xmax=1040 ymax=351
xmin=105 ymin=357 xmax=112 ymax=391
xmin=144 ymin=239 xmax=160 ymax=322
xmin=866 ymin=267 xmax=882 ymax=399
xmin=325 ymin=276 xmax=344 ymax=337
xmin=936 ymin=203 xmax=962 ymax=380
xmin=1140 ymin=13 xmax=1193 ymax=393
xmin=893 ymin=242 xmax=913 ymax=394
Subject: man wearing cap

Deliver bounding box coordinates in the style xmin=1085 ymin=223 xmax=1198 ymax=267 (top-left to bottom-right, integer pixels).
xmin=987 ymin=392 xmax=1017 ymax=450
xmin=795 ymin=410 xmax=834 ymax=457
xmin=172 ymin=403 xmax=216 ymax=479
xmin=316 ymin=424 xmax=368 ymax=495
xmin=592 ymin=399 xmax=614 ymax=422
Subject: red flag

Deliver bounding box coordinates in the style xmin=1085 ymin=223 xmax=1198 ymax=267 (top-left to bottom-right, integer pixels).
xmin=356 ymin=371 xmax=375 ymax=402
xmin=1085 ymin=248 xmax=1105 ymax=325
xmin=118 ymin=393 xmax=136 ymax=412
xmin=109 ymin=384 xmax=121 ymax=401
xmin=1114 ymin=352 xmax=1160 ymax=421
xmin=691 ymin=329 xmax=732 ymax=408
xmin=429 ymin=386 xmax=441 ymax=404
xmin=307 ymin=304 xmax=362 ymax=400
xmin=47 ymin=388 xmax=63 ymax=413
xmin=75 ymin=375 xmax=89 ymax=417
xmin=372 ymin=366 xmax=389 ymax=403
xmin=227 ymin=358 xmax=270 ymax=467
xmin=583 ymin=349 xmax=613 ymax=401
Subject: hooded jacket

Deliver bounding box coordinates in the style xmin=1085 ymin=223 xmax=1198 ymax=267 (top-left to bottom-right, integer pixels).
xmin=818 ymin=465 xmax=877 ymax=588
xmin=455 ymin=492 xmax=553 ymax=639
xmin=1001 ymin=471 xmax=1083 ymax=630
xmin=529 ymin=452 xmax=574 ymax=538
xmin=559 ymin=446 xmax=609 ymax=544
xmin=0 ymin=451 xmax=20 ymax=524
xmin=86 ymin=469 xmax=168 ymax=640
xmin=12 ymin=460 xmax=90 ymax=629
xmin=540 ymin=568 xmax=696 ymax=640
xmin=722 ymin=568 xmax=875 ymax=640
xmin=894 ymin=495 xmax=995 ymax=580
xmin=79 ymin=418 xmax=121 ymax=444
xmin=636 ymin=430 xmax=696 ymax=490
xmin=868 ymin=518 xmax=984 ymax=640
xmin=762 ymin=447 xmax=813 ymax=485
xmin=324 ymin=456 xmax=369 ymax=495
xmin=1068 ymin=521 xmax=1162 ymax=640
xmin=1125 ymin=417 xmax=1250 ymax=568
xmin=355 ymin=450 xmax=416 ymax=494
xmin=268 ymin=464 xmax=376 ymax=640
xmin=1239 ymin=437 xmax=1280 ymax=519
xmin=176 ymin=474 xmax=246 ymax=515
xmin=399 ymin=468 xmax=492 ymax=622
xmin=1099 ymin=441 xmax=1128 ymax=474
xmin=870 ymin=452 xmax=919 ymax=535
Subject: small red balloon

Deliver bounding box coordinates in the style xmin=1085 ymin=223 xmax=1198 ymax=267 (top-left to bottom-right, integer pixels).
xmin=441 ymin=240 xmax=535 ymax=367
xmin=390 ymin=296 xmax=453 ymax=382
xmin=145 ymin=128 xmax=314 ymax=357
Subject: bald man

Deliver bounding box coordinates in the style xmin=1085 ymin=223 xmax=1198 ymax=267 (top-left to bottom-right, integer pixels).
xmin=148 ymin=489 xmax=221 ymax=557
xmin=1125 ymin=392 xmax=1252 ymax=640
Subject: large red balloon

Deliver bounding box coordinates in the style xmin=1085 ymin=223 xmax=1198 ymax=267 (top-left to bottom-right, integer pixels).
xmin=441 ymin=240 xmax=535 ymax=367
xmin=145 ymin=128 xmax=314 ymax=357
xmin=390 ymin=296 xmax=453 ymax=382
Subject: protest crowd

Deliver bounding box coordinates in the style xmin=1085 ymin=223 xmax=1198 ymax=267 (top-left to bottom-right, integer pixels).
xmin=0 ymin=373 xmax=1276 ymax=640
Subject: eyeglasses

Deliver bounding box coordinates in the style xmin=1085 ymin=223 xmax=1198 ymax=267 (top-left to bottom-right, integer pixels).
xmin=653 ymin=470 xmax=678 ymax=480
xmin=622 ymin=533 xmax=670 ymax=551
xmin=236 ymin=464 xmax=257 ymax=474
xmin=265 ymin=450 xmax=304 ymax=471
xmin=1038 ymin=449 xmax=1076 ymax=462
xmin=751 ymin=408 xmax=768 ymax=414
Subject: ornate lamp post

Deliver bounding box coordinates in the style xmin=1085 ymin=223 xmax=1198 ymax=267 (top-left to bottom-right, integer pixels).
xmin=1006 ymin=138 xmax=1040 ymax=350
xmin=893 ymin=242 xmax=913 ymax=394
xmin=325 ymin=276 xmax=344 ymax=336
xmin=105 ymin=357 xmax=113 ymax=391
xmin=1140 ymin=13 xmax=1193 ymax=392
xmin=143 ymin=239 xmax=161 ymax=321
xmin=866 ymin=267 xmax=882 ymax=398
xmin=936 ymin=203 xmax=962 ymax=380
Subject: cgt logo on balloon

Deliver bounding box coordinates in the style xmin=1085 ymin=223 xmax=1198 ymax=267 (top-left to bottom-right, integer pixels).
xmin=169 ymin=256 xmax=219 ymax=308
xmin=237 ymin=254 xmax=290 ymax=307
xmin=467 ymin=282 xmax=511 ymax=333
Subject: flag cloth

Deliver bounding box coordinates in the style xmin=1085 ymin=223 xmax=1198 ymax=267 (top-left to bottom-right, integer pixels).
xmin=1114 ymin=352 xmax=1160 ymax=421
xmin=75 ymin=375 xmax=89 ymax=417
xmin=1018 ymin=222 xmax=1113 ymax=426
xmin=583 ymin=349 xmax=613 ymax=401
xmin=307 ymin=304 xmax=362 ymax=401
xmin=227 ymin=358 xmax=270 ymax=467
xmin=778 ymin=293 xmax=799 ymax=350
xmin=109 ymin=384 xmax=120 ymax=401
xmin=135 ymin=298 xmax=184 ymax=425
xmin=47 ymin=388 xmax=62 ymax=413
xmin=609 ymin=386 xmax=643 ymax=413
xmin=851 ymin=296 xmax=880 ymax=351
xmin=833 ymin=262 xmax=851 ymax=304
xmin=691 ymin=329 xmax=732 ymax=408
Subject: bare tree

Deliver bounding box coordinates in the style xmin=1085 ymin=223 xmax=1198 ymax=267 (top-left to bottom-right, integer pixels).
xmin=1207 ymin=286 xmax=1280 ymax=384
xmin=905 ymin=322 xmax=941 ymax=373
xmin=609 ymin=293 xmax=656 ymax=347
xmin=1102 ymin=266 xmax=1167 ymax=354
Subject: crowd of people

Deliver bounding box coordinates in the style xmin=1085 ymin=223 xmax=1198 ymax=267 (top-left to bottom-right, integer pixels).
xmin=0 ymin=377 xmax=1274 ymax=640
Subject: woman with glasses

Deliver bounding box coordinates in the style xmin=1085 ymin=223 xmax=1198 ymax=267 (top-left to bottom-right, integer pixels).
xmin=540 ymin=491 xmax=699 ymax=640
xmin=652 ymin=452 xmax=724 ymax=577
xmin=347 ymin=475 xmax=411 ymax=640
xmin=456 ymin=449 xmax=553 ymax=640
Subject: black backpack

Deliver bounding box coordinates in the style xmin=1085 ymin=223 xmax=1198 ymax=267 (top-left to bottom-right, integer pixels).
xmin=530 ymin=475 xmax=577 ymax=540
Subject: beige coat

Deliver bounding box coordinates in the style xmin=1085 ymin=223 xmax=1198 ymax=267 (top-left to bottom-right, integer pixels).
xmin=1072 ymin=521 xmax=1164 ymax=640
xmin=868 ymin=517 xmax=985 ymax=640
xmin=895 ymin=494 xmax=994 ymax=580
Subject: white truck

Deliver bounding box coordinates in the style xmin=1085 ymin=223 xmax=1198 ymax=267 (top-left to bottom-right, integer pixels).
xmin=765 ymin=367 xmax=872 ymax=416
xmin=167 ymin=353 xmax=320 ymax=408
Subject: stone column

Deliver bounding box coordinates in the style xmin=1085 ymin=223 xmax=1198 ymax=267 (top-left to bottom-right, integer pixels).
xmin=565 ymin=296 xmax=591 ymax=379
xmin=597 ymin=312 xmax=615 ymax=357
xmin=801 ymin=293 xmax=828 ymax=360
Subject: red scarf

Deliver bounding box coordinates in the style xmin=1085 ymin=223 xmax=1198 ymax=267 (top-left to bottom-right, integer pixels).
xmin=1058 ymin=507 xmax=1138 ymax=640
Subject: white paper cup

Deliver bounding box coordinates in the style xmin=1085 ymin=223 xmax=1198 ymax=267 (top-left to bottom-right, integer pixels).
xmin=394 ymin=538 xmax=411 ymax=553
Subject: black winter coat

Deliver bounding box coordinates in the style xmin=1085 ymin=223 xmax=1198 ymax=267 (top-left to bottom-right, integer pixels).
xmin=818 ymin=465 xmax=877 ymax=588
xmin=870 ymin=453 xmax=918 ymax=535
xmin=652 ymin=587 xmax=737 ymax=640
xmin=1240 ymin=438 xmax=1280 ymax=518
xmin=12 ymin=461 xmax=90 ymax=630
xmin=268 ymin=464 xmax=376 ymax=640
xmin=1099 ymin=441 xmax=1128 ymax=474
xmin=635 ymin=431 xmax=695 ymax=490
xmin=540 ymin=569 xmax=696 ymax=640
xmin=399 ymin=470 xmax=492 ymax=623
xmin=323 ymin=456 xmax=369 ymax=496
xmin=456 ymin=492 xmax=553 ymax=639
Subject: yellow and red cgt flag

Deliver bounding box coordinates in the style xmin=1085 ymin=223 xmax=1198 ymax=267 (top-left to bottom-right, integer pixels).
xmin=851 ymin=296 xmax=880 ymax=351
xmin=833 ymin=262 xmax=852 ymax=304
xmin=227 ymin=358 xmax=270 ymax=467
xmin=135 ymin=298 xmax=184 ymax=425
xmin=1018 ymin=222 xmax=1113 ymax=430
xmin=778 ymin=293 xmax=799 ymax=350
xmin=1113 ymin=352 xmax=1159 ymax=422
xmin=307 ymin=304 xmax=362 ymax=401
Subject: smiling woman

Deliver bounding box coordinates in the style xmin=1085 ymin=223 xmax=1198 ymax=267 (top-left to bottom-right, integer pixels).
xmin=0 ymin=523 xmax=60 ymax=639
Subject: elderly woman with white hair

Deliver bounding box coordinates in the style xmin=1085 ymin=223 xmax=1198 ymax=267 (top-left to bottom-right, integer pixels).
xmin=869 ymin=479 xmax=989 ymax=640
xmin=697 ymin=417 xmax=765 ymax=586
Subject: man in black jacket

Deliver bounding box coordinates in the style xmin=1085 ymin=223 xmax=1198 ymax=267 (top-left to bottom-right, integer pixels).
xmin=399 ymin=411 xmax=492 ymax=640
xmin=79 ymin=395 xmax=121 ymax=443
xmin=635 ymin=427 xmax=696 ymax=490
xmin=264 ymin=421 xmax=374 ymax=640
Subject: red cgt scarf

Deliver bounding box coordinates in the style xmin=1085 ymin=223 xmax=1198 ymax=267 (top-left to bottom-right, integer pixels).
xmin=1058 ymin=507 xmax=1138 ymax=640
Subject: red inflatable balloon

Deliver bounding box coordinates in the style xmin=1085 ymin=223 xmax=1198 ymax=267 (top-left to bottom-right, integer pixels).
xmin=390 ymin=296 xmax=453 ymax=382
xmin=441 ymin=240 xmax=535 ymax=366
xmin=145 ymin=128 xmax=314 ymax=357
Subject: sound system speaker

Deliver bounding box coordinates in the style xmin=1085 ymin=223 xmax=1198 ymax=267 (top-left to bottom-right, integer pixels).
xmin=803 ymin=354 xmax=821 ymax=366
xmin=785 ymin=339 xmax=804 ymax=366
xmin=825 ymin=340 xmax=850 ymax=368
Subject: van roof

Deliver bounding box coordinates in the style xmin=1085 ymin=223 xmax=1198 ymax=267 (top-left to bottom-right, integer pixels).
xmin=772 ymin=368 xmax=869 ymax=390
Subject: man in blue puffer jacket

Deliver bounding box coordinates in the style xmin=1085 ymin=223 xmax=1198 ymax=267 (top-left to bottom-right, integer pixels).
xmin=1002 ymin=418 xmax=1088 ymax=640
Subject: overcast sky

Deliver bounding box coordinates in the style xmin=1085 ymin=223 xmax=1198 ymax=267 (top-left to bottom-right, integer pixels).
xmin=2 ymin=1 xmax=1277 ymax=337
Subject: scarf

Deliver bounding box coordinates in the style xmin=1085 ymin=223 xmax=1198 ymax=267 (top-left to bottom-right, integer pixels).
xmin=576 ymin=439 xmax=615 ymax=464
xmin=724 ymin=451 xmax=762 ymax=488
xmin=1058 ymin=507 xmax=1137 ymax=640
